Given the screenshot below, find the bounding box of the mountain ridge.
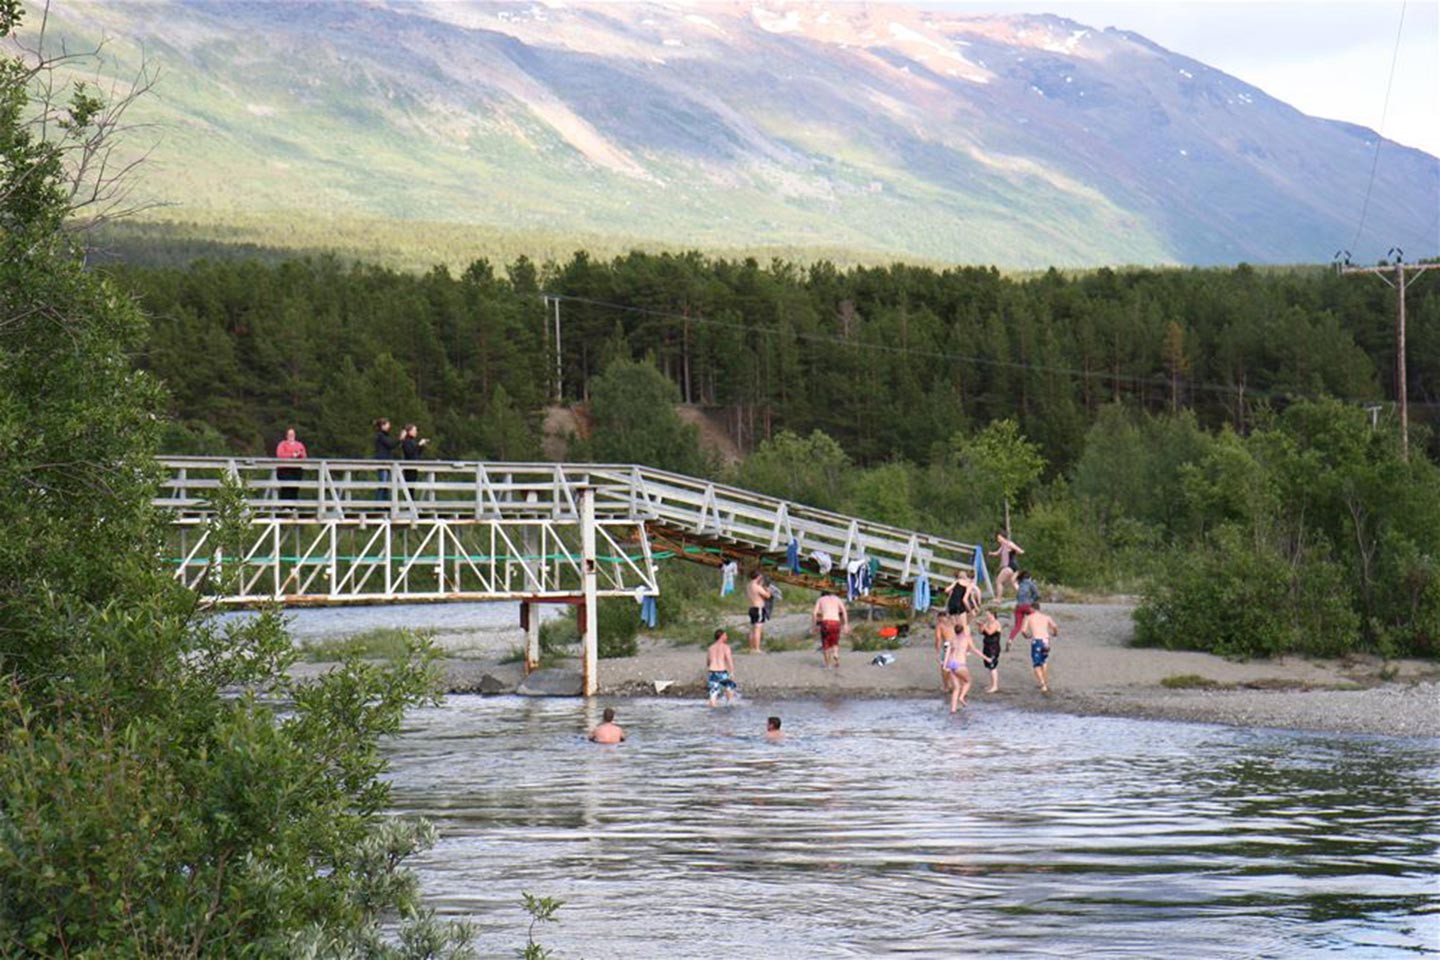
[36,0,1440,267]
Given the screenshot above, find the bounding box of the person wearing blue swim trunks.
[1022,602,1058,694]
[706,628,739,706]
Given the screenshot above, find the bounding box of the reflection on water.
[385,697,1440,958]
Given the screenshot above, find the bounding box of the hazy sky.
[941,1,1440,158]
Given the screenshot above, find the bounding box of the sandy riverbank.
[293,602,1440,738]
[585,603,1439,737]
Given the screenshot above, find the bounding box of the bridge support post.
[580,486,599,697]
[522,601,541,674]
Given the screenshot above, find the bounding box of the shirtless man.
[745,569,773,653]
[1022,602,1059,693]
[934,613,957,691]
[944,612,981,713]
[812,590,849,669]
[989,532,1025,599]
[765,716,784,741]
[706,628,739,706]
[589,707,625,744]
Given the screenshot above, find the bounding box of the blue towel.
[640,595,658,628]
[787,538,800,574]
[913,571,931,611]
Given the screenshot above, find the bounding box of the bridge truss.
[157,457,987,693]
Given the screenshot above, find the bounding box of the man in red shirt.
[276,427,307,501]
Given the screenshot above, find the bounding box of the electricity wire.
[542,291,1432,409]
[1349,0,1409,251]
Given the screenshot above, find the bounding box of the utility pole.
[1337,250,1440,460]
[542,295,563,404]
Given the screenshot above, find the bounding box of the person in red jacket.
[275,427,307,501]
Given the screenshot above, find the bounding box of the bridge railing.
[156,457,986,593]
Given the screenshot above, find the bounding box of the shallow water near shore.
[385,696,1439,958]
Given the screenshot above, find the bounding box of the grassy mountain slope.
[37,0,1440,268]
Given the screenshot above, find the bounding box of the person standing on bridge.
[812,590,848,669]
[400,423,428,492]
[373,418,399,501]
[275,426,307,501]
[745,569,772,653]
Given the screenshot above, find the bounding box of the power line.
[541,291,1425,409]
[1349,0,1408,251]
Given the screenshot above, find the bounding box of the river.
[384,696,1440,958]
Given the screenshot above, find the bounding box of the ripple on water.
[384,697,1440,959]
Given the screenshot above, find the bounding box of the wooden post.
[523,601,541,674]
[1396,261,1407,460]
[580,486,599,696]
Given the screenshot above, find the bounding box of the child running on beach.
[943,612,981,713]
[1022,602,1059,694]
[934,613,956,691]
[978,608,1004,693]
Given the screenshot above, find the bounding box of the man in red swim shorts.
[812,590,849,669]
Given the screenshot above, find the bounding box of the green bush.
[596,599,641,658]
[1013,488,1108,589]
[1134,527,1358,657]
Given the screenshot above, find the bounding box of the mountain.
[35,0,1440,267]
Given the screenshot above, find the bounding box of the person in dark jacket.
[374,418,399,500]
[400,423,428,489]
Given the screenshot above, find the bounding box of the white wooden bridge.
[157,457,986,693]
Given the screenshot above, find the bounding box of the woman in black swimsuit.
[978,609,1004,693]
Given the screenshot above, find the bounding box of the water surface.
[386,697,1440,958]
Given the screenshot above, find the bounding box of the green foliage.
[583,355,708,474]
[0,13,469,953]
[1013,490,1108,589]
[738,429,850,510]
[299,628,424,663]
[959,419,1045,526]
[847,461,919,528]
[1132,399,1435,658]
[536,602,639,659]
[596,599,641,659]
[1135,527,1358,658]
[520,892,563,960]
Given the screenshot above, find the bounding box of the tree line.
[112,251,1440,468]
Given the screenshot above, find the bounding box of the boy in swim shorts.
[706,628,739,706]
[1022,603,1058,694]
